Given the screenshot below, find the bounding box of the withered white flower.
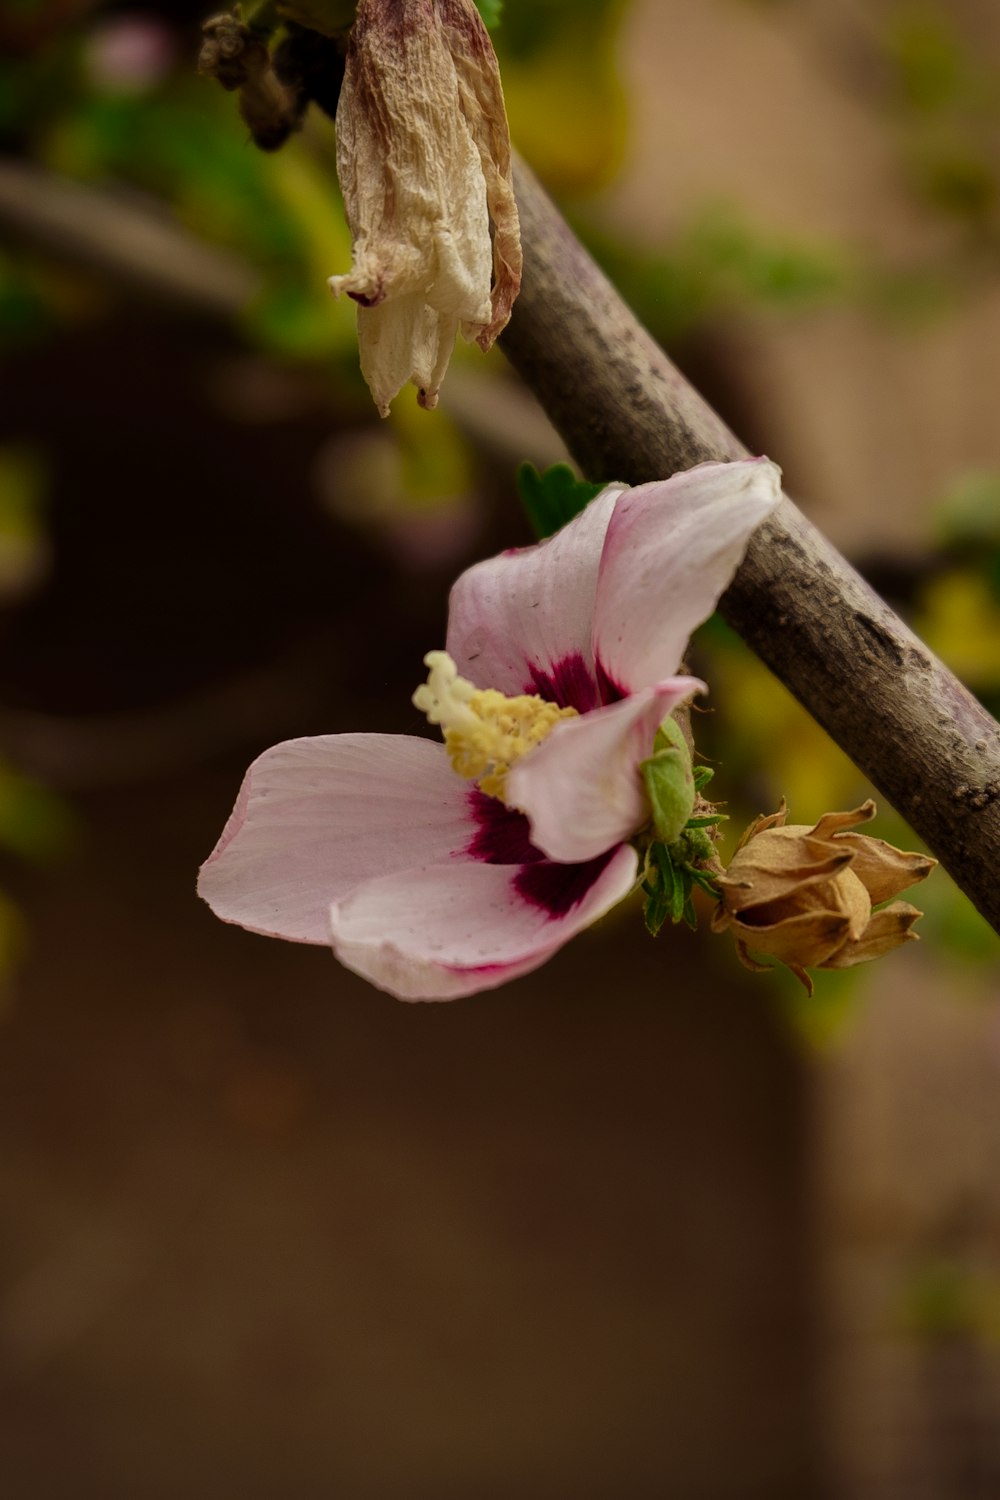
[330,0,522,415]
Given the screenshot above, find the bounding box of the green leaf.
[515,462,604,540]
[474,0,503,26]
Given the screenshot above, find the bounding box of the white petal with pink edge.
[445,484,624,705]
[505,678,703,863]
[197,733,475,944]
[593,458,782,693]
[328,845,639,1000]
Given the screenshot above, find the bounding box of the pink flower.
[198,458,781,1000]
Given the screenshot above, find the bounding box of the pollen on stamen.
[413,650,578,801]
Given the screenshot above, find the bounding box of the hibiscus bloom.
[198,458,781,999]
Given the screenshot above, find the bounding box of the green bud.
[672,826,715,866]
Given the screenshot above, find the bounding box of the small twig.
[0,158,259,318]
[501,155,1000,936]
[242,1,281,35]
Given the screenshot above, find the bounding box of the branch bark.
[501,156,1000,936]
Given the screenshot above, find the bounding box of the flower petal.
[198,734,475,944]
[717,828,855,911]
[593,458,782,693]
[348,296,461,418]
[820,902,923,968]
[833,833,937,904]
[441,0,522,347]
[505,678,703,863]
[328,843,639,1000]
[446,484,624,709]
[731,908,855,969]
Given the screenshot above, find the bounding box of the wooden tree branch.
[501,157,1000,936]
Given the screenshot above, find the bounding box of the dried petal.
[831,833,937,904]
[820,901,924,968]
[732,907,856,969]
[716,829,854,912]
[808,801,877,840]
[438,0,521,348]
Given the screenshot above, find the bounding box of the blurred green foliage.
[493,0,627,188]
[889,9,969,114]
[0,250,54,348]
[0,447,49,602]
[0,758,75,997]
[584,206,852,343]
[920,470,1000,707]
[886,4,1000,234]
[0,761,76,867]
[899,1256,1000,1344]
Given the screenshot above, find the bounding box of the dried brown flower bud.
[330,0,522,415]
[711,800,936,995]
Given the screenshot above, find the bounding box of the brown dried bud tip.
[330,0,523,416]
[200,10,307,151]
[710,800,936,996]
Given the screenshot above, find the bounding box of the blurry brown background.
[1,1,999,1496]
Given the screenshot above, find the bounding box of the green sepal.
[667,861,688,924]
[651,715,688,758]
[643,842,677,936]
[515,462,605,540]
[640,725,695,845]
[642,833,719,934]
[640,729,727,937]
[660,842,687,925]
[643,885,670,938]
[689,867,721,899]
